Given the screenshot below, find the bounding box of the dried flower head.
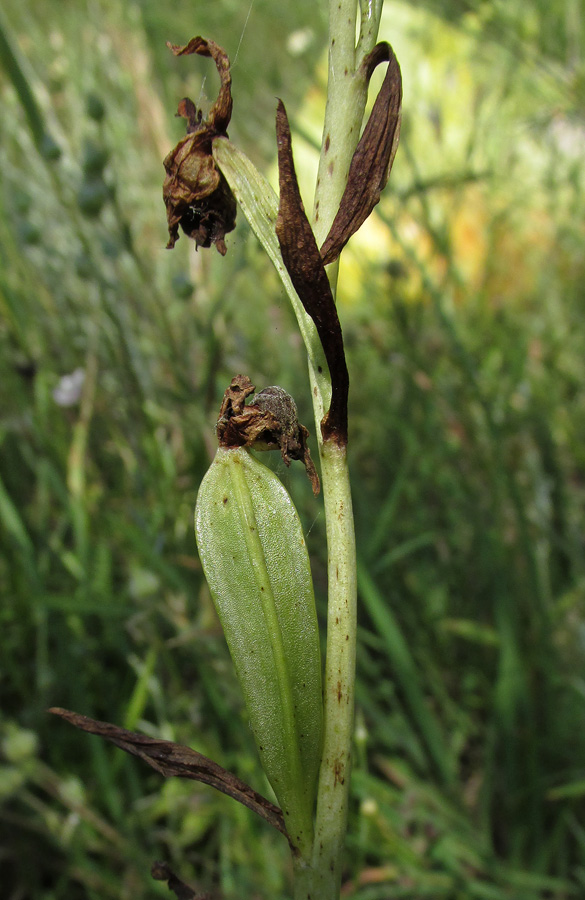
[163,37,237,255]
[216,375,320,495]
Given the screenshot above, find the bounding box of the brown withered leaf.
[49,708,289,844]
[167,37,232,133]
[320,42,402,266]
[216,375,320,494]
[163,37,236,254]
[275,103,349,445]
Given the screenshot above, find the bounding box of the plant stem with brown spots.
[302,0,385,896]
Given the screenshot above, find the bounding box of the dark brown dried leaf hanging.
[163,37,237,255]
[319,42,402,266]
[275,103,349,446]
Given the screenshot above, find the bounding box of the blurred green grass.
[1,0,584,898]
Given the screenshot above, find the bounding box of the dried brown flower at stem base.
[216,375,320,495]
[163,37,236,254]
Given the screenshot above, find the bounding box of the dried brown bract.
[320,42,402,266]
[163,37,236,254]
[216,375,320,495]
[275,103,349,446]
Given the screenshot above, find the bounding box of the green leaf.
[195,446,322,858]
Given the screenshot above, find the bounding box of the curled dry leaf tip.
[275,103,349,445]
[163,37,236,254]
[319,41,402,266]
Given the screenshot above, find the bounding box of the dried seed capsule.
[195,446,322,857]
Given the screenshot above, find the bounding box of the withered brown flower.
[163,37,237,255]
[216,375,320,495]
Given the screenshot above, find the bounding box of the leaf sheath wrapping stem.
[195,447,322,858]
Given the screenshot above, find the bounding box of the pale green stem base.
[309,441,357,899]
[293,857,329,900]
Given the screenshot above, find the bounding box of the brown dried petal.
[163,136,236,251]
[275,102,349,445]
[175,179,236,255]
[166,36,232,133]
[163,38,236,253]
[320,42,402,266]
[164,134,220,208]
[163,132,235,251]
[177,97,203,134]
[50,707,289,843]
[252,386,320,495]
[216,376,320,494]
[218,373,255,417]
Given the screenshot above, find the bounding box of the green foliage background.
[1,0,584,898]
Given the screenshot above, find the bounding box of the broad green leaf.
[195,446,322,858]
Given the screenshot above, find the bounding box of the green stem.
[312,0,382,247]
[313,4,358,242]
[309,442,357,899]
[296,1,384,896]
